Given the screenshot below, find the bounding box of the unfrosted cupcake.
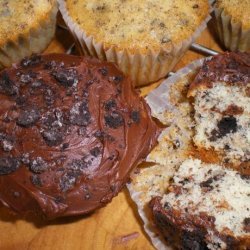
[0,0,58,69]
[214,0,250,52]
[59,0,211,86]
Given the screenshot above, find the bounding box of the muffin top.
[0,0,56,47]
[66,0,210,53]
[216,0,250,29]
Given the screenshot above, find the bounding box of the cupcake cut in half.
[0,0,58,69]
[59,0,211,86]
[128,52,250,250]
[0,54,159,219]
[150,158,250,250]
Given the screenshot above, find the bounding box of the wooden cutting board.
[0,18,223,250]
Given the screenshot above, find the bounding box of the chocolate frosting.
[188,52,250,97]
[0,54,159,219]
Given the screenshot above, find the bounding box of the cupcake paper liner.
[127,58,205,250]
[0,2,58,69]
[214,7,250,52]
[58,0,213,87]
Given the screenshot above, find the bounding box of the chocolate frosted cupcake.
[214,0,250,52]
[59,0,211,86]
[0,54,159,219]
[0,0,58,69]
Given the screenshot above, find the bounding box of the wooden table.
[0,16,223,250]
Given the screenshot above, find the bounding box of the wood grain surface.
[0,15,224,250]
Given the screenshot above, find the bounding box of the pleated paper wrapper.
[127,58,206,250]
[214,7,250,52]
[58,0,213,87]
[0,2,58,69]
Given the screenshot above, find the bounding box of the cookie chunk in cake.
[188,52,250,173]
[150,158,250,250]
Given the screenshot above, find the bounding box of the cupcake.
[58,0,211,86]
[128,52,250,249]
[0,53,159,219]
[214,0,250,52]
[0,0,58,69]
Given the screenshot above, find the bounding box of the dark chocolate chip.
[0,72,18,96]
[17,106,40,127]
[104,99,117,111]
[105,111,124,129]
[130,111,140,123]
[90,147,101,157]
[30,175,43,187]
[0,157,20,175]
[52,68,78,87]
[69,101,91,126]
[29,157,48,174]
[20,54,42,67]
[42,129,64,147]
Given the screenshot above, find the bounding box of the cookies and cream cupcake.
[0,53,159,219]
[214,0,250,52]
[0,0,58,69]
[128,52,250,249]
[59,0,212,86]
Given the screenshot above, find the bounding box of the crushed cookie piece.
[0,72,18,96]
[17,106,40,127]
[0,157,20,175]
[21,54,42,67]
[105,111,124,129]
[29,157,48,174]
[52,68,79,87]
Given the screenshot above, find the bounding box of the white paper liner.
[58,0,213,87]
[214,7,250,52]
[0,2,58,69]
[127,58,206,250]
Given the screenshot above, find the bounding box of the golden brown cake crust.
[0,0,56,47]
[65,0,210,53]
[216,0,250,30]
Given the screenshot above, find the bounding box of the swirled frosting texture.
[0,54,159,219]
